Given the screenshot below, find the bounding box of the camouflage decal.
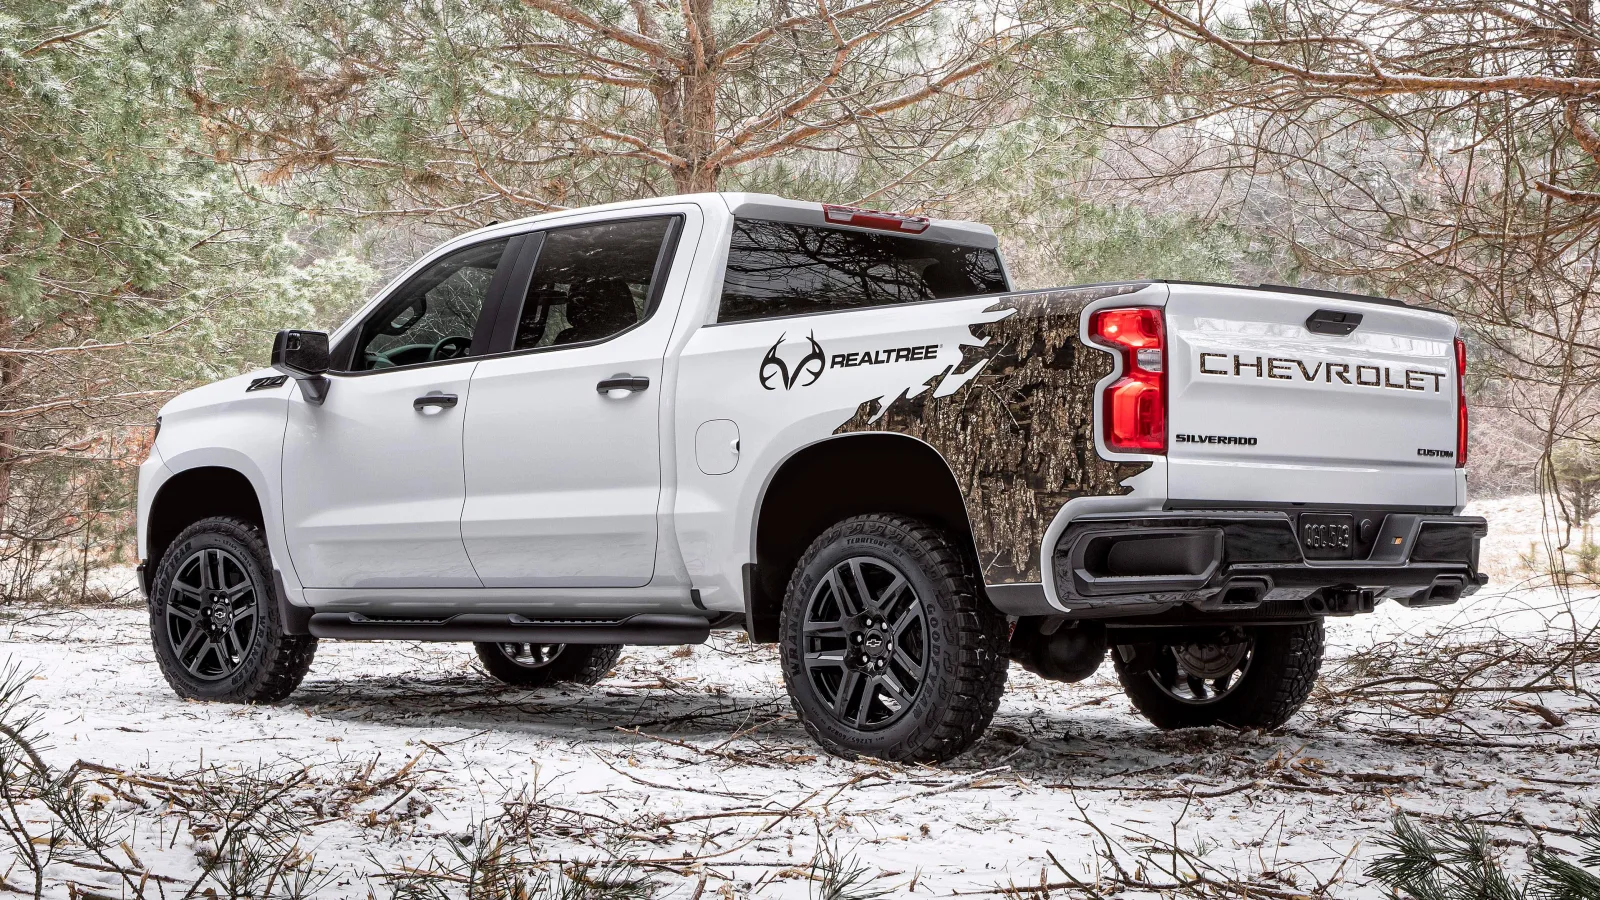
[834,284,1154,584]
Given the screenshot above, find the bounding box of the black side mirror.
[272,330,331,405]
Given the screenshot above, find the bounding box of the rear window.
[717,218,1007,323]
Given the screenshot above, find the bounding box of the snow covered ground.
[1,500,1597,898]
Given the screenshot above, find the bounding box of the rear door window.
[512,217,679,350]
[718,218,1008,323]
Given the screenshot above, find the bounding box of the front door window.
[352,238,510,371]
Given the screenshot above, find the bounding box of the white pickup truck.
[137,193,1485,762]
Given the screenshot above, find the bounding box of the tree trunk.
[658,0,720,193]
[0,190,21,533]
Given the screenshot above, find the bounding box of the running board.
[307,612,712,645]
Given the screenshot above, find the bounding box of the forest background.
[4,0,1596,601]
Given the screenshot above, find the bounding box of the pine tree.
[138,0,1095,224]
[1369,812,1600,900]
[0,0,364,593]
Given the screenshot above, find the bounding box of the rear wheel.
[1112,621,1324,730]
[779,514,1008,764]
[149,517,317,703]
[474,642,622,688]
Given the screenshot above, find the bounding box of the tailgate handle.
[1305,309,1363,336]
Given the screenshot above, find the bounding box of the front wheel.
[779,514,1008,764]
[149,517,317,703]
[474,642,622,688]
[1112,621,1324,730]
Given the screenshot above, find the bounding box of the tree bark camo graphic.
[834,285,1153,584]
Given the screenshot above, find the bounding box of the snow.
[1,498,1597,897]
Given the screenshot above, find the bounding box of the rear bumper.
[999,510,1484,619]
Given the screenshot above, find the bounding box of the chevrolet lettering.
[1197,352,1447,392]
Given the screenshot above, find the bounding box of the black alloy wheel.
[801,556,930,731]
[164,546,260,681]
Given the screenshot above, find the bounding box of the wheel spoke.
[222,628,245,667]
[171,576,205,604]
[199,550,218,590]
[184,639,219,676]
[826,566,863,617]
[174,625,206,665]
[854,677,878,727]
[1186,674,1209,699]
[804,618,848,637]
[806,648,847,666]
[891,647,921,676]
[848,560,874,614]
[877,669,913,708]
[833,669,862,719]
[874,574,908,616]
[167,605,201,624]
[890,606,921,641]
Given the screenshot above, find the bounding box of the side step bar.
[307,612,712,645]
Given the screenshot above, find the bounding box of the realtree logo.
[759,335,944,390]
[760,333,826,390]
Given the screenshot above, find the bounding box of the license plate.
[1300,513,1354,559]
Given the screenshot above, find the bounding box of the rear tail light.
[822,204,931,234]
[1091,307,1166,453]
[1455,337,1468,467]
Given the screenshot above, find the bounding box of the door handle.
[597,375,650,396]
[413,392,459,411]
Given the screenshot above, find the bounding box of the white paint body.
[137,193,1468,619]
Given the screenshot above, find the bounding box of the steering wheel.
[429,335,472,361]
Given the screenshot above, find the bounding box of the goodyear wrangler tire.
[474,642,623,688]
[149,516,317,703]
[1112,621,1324,731]
[779,514,1009,764]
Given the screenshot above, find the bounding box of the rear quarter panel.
[673,284,1160,610]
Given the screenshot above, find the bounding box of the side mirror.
[271,330,331,405]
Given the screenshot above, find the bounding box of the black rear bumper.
[1023,510,1485,620]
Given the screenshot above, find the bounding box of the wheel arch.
[145,466,266,590]
[746,432,979,642]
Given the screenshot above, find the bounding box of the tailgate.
[1164,284,1460,508]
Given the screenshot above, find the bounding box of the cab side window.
[512,217,677,351]
[352,239,510,371]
